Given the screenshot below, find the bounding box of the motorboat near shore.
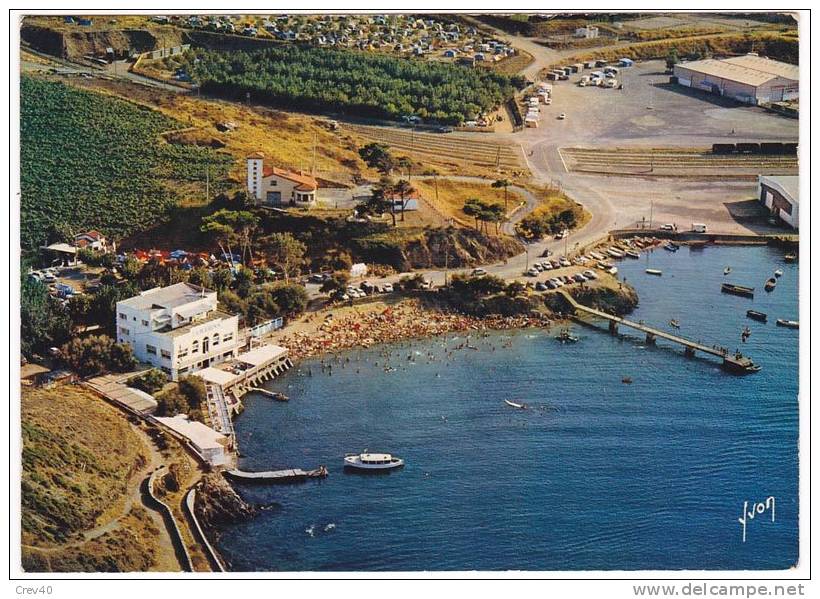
[784,253,797,263]
[746,310,768,323]
[724,267,732,276]
[663,242,680,252]
[645,268,662,276]
[764,277,777,292]
[344,452,404,471]
[776,319,799,329]
[721,283,754,298]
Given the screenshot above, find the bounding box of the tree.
[21,277,71,357]
[261,232,307,283]
[269,283,308,317]
[60,335,136,377]
[666,47,679,72]
[219,289,247,316]
[233,266,255,298]
[359,142,395,173]
[128,368,168,394]
[211,268,233,292]
[492,178,512,210]
[120,256,143,281]
[178,375,206,411]
[320,271,350,299]
[393,179,416,222]
[154,387,190,417]
[188,266,213,288]
[463,198,483,231]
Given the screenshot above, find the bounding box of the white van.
[692,223,708,233]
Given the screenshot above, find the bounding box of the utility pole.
[495,146,501,172]
[312,133,317,176]
[444,247,449,287]
[205,162,210,202]
[433,173,439,208]
[649,200,654,229]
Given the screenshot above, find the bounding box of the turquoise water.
[216,245,799,571]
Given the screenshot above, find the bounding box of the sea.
[215,245,799,571]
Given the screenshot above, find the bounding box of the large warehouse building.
[758,175,798,229]
[673,54,798,105]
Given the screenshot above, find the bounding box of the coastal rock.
[563,283,639,316]
[194,474,257,534]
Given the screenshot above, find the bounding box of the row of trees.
[185,46,521,124]
[463,198,506,235]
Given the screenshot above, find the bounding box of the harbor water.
[217,245,799,571]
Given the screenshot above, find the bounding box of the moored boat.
[344,452,405,471]
[645,268,662,276]
[669,319,680,329]
[625,250,640,259]
[746,310,768,323]
[774,269,783,277]
[721,283,754,298]
[776,319,799,329]
[607,248,625,259]
[556,329,579,343]
[663,243,679,252]
[784,253,797,262]
[764,277,777,292]
[724,267,732,275]
[504,399,527,409]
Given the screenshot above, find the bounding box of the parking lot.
[504,59,799,237]
[520,59,798,148]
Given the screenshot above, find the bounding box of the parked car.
[558,113,567,120]
[471,268,487,277]
[436,126,454,133]
[535,281,548,291]
[541,261,552,270]
[573,273,587,283]
[546,280,558,289]
[533,263,544,272]
[526,268,539,277]
[382,283,394,293]
[583,269,598,280]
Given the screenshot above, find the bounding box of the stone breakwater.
[277,300,553,362]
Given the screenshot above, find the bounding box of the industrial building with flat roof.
[673,54,798,105]
[758,175,799,229]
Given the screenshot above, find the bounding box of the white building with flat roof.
[116,282,240,380]
[154,414,231,466]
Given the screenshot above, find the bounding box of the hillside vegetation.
[20,76,234,248]
[21,385,164,572]
[185,45,522,124]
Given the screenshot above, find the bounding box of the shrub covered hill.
[184,45,523,124]
[20,75,234,249]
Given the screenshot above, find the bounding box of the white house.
[154,414,231,466]
[575,26,599,39]
[247,152,319,207]
[74,230,108,252]
[116,282,240,380]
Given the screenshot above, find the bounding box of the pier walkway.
[224,467,328,484]
[559,291,760,373]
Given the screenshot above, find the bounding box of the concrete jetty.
[560,291,761,373]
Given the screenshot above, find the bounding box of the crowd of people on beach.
[277,300,552,362]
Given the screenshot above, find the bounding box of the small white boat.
[505,399,527,409]
[344,452,404,471]
[607,248,625,259]
[646,268,662,276]
[776,319,799,329]
[774,269,783,277]
[724,267,732,276]
[625,250,640,259]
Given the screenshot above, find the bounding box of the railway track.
[560,147,798,176]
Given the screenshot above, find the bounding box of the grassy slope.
[20,75,234,248]
[411,179,524,227]
[20,385,160,572]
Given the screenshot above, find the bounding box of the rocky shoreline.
[276,298,555,362]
